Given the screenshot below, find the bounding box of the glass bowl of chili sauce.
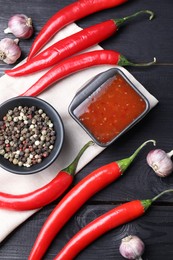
[69,67,150,147]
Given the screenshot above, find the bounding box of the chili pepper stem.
[62,141,94,176]
[117,140,156,173]
[152,189,173,202]
[118,55,156,67]
[141,189,173,211]
[114,10,154,28]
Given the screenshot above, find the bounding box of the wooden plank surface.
[0,0,173,259]
[1,204,173,259]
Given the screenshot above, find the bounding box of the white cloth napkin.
[0,23,158,243]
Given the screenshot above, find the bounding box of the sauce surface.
[75,73,146,144]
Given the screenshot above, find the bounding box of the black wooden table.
[0,0,173,259]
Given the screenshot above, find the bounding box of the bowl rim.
[0,96,64,174]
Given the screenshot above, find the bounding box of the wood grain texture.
[1,204,173,260]
[0,0,173,259]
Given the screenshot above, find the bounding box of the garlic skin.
[0,38,21,64]
[4,14,33,39]
[119,235,145,260]
[146,149,173,177]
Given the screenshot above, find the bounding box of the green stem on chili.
[54,189,173,260]
[0,141,93,211]
[28,0,128,60]
[118,55,156,67]
[20,50,156,97]
[63,141,94,175]
[6,10,154,77]
[114,9,154,27]
[117,139,156,173]
[28,140,155,260]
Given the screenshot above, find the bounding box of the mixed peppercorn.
[0,105,56,167]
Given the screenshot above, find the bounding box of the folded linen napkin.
[0,23,158,243]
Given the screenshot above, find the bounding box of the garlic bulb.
[0,38,21,64]
[4,14,33,39]
[146,149,173,177]
[119,235,145,260]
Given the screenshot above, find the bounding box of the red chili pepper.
[5,10,154,77]
[54,189,173,260]
[20,50,156,97]
[0,141,93,211]
[28,0,128,60]
[28,140,155,260]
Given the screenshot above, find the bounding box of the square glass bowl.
[69,67,150,147]
[0,96,64,174]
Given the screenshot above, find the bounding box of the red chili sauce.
[75,73,146,144]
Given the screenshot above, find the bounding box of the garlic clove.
[146,149,173,177]
[119,235,145,259]
[4,14,34,39]
[0,38,21,64]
